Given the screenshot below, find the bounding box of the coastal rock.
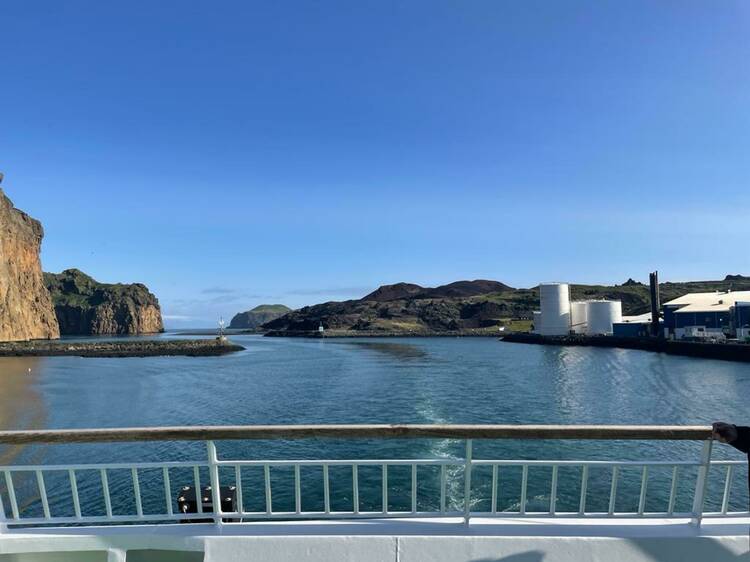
[0,186,60,342]
[44,269,164,335]
[229,304,291,329]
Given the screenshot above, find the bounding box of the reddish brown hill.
[361,283,425,302]
[0,186,59,341]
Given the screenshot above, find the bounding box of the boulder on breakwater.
[0,338,244,358]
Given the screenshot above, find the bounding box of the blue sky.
[1,1,748,327]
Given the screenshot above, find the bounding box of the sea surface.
[1,335,749,519]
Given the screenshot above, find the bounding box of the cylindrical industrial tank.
[539,283,570,335]
[570,301,589,334]
[586,301,623,335]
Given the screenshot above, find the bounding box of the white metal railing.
[0,425,748,529]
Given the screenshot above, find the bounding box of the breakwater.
[501,332,750,363]
[0,338,245,358]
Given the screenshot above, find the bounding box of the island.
[229,304,291,330]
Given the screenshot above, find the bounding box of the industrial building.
[662,291,750,341]
[612,313,653,338]
[532,278,750,343]
[533,283,622,336]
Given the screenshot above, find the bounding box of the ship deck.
[1,424,748,561]
[2,517,749,561]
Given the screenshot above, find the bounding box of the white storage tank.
[570,301,589,334]
[532,311,543,334]
[539,283,570,335]
[586,300,622,335]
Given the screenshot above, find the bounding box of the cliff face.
[0,188,60,341]
[44,269,164,335]
[229,304,291,329]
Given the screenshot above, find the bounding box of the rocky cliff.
[229,304,291,329]
[44,269,164,335]
[0,186,60,341]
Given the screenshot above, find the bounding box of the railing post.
[207,440,223,526]
[107,549,127,562]
[464,439,473,526]
[0,490,7,534]
[691,438,713,527]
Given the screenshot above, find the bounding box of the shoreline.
[501,332,750,363]
[0,338,245,358]
[264,329,504,338]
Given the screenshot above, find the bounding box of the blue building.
[612,322,649,338]
[737,302,750,340]
[612,313,653,338]
[662,291,750,340]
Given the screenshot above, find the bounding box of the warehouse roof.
[673,303,733,313]
[619,313,653,324]
[665,291,750,313]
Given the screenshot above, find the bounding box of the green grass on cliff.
[251,304,291,314]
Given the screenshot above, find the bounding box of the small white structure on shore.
[533,283,622,336]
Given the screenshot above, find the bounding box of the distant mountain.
[421,280,514,299]
[361,280,513,302]
[229,304,292,330]
[262,276,750,336]
[44,269,164,335]
[361,283,426,302]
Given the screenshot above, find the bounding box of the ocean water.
[1,335,748,519]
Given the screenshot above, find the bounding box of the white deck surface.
[2,518,749,561]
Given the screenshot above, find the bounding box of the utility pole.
[649,271,660,338]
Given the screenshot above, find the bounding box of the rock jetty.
[0,338,244,358]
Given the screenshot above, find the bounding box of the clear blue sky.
[1,1,748,327]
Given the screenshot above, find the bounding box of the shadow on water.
[0,357,47,464]
[0,357,49,515]
[333,341,428,360]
